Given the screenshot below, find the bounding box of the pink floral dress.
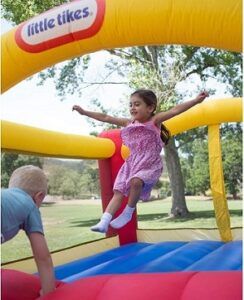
[113,120,164,201]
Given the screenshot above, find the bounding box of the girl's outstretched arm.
[153,91,209,126]
[72,105,130,127]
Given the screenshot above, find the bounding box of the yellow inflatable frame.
[1,0,242,242]
[2,0,241,92]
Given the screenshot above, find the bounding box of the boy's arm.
[72,105,130,127]
[153,91,209,126]
[28,232,56,296]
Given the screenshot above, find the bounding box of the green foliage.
[221,125,242,198]
[1,153,43,188]
[1,173,10,188]
[181,140,210,195]
[38,57,91,99]
[47,166,64,195]
[46,159,100,198]
[180,124,242,197]
[57,169,81,198]
[107,46,182,110]
[158,181,171,199]
[1,153,18,179]
[181,47,242,96]
[1,0,66,24]
[1,155,100,199]
[107,46,242,105]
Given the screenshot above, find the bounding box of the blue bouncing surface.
[53,240,242,283]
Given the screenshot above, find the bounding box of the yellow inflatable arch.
[2,0,241,92]
[1,0,242,242]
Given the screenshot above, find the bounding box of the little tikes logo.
[15,0,105,53]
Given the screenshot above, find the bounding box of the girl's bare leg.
[110,178,143,229]
[91,191,124,233]
[105,191,124,215]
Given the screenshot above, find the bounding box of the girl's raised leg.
[110,178,143,229]
[91,191,124,233]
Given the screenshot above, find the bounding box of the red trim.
[99,130,137,245]
[15,0,105,53]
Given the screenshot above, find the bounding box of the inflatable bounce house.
[1,0,242,299]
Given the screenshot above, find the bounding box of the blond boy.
[1,165,55,296]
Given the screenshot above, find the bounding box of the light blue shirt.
[1,188,44,243]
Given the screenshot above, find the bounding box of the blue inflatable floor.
[54,240,242,283]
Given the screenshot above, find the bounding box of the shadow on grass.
[41,202,56,207]
[69,219,101,228]
[68,210,242,228]
[137,213,169,221]
[138,209,242,223]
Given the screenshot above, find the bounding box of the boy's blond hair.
[8,165,48,197]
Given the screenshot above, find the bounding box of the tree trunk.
[164,137,189,217]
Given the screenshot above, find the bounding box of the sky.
[1,19,232,136]
[1,54,129,136]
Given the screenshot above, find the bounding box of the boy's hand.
[195,91,209,103]
[72,105,86,115]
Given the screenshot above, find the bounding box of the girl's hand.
[195,91,209,103]
[72,105,86,115]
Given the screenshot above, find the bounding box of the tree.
[47,165,65,196]
[58,170,80,199]
[221,125,242,199]
[181,140,210,196]
[1,153,43,187]
[1,153,18,187]
[47,160,100,198]
[180,124,242,198]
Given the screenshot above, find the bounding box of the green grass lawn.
[1,199,242,263]
[137,199,242,229]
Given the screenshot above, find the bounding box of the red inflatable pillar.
[98,130,137,245]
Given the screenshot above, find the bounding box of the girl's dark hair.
[131,89,171,145]
[131,89,157,111]
[160,123,171,145]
